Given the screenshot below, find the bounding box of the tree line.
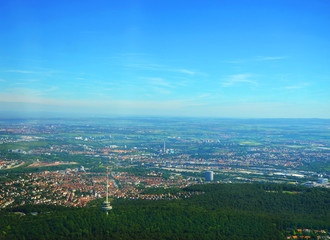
[0,183,329,240]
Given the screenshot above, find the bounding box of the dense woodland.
[0,183,329,240]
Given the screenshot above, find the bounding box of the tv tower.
[102,166,112,215]
[163,139,166,153]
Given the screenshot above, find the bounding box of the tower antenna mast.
[102,166,112,215]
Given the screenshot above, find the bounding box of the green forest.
[0,183,329,240]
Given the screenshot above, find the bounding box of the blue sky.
[0,0,329,118]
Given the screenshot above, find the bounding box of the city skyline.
[0,0,329,118]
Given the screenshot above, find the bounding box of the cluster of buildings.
[0,169,105,208]
[0,121,329,211]
[0,159,23,169]
[124,191,203,200]
[111,171,199,198]
[286,228,330,239]
[0,168,203,209]
[2,123,328,180]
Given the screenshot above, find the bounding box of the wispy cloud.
[45,86,58,92]
[151,86,172,95]
[125,63,197,76]
[222,74,258,87]
[140,77,174,95]
[142,76,194,93]
[197,93,212,99]
[224,59,244,64]
[125,63,164,71]
[5,69,58,76]
[1,86,58,100]
[178,69,195,75]
[17,79,39,82]
[0,93,189,112]
[13,79,40,85]
[285,86,303,90]
[284,83,310,90]
[255,56,287,61]
[5,87,44,97]
[144,77,172,87]
[225,56,288,64]
[6,70,36,74]
[175,79,190,87]
[119,52,149,58]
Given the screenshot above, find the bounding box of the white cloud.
[45,86,58,92]
[225,56,288,64]
[5,69,58,76]
[284,83,310,90]
[126,63,197,76]
[222,74,258,87]
[125,63,165,71]
[17,79,39,82]
[223,59,244,64]
[6,70,36,74]
[6,88,44,97]
[139,78,174,95]
[197,93,212,99]
[255,56,287,61]
[144,77,172,87]
[285,86,303,90]
[143,77,192,90]
[151,86,172,95]
[178,69,195,75]
[0,86,58,102]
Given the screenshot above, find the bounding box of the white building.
[317,178,328,184]
[205,171,214,181]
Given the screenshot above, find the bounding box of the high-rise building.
[205,171,214,181]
